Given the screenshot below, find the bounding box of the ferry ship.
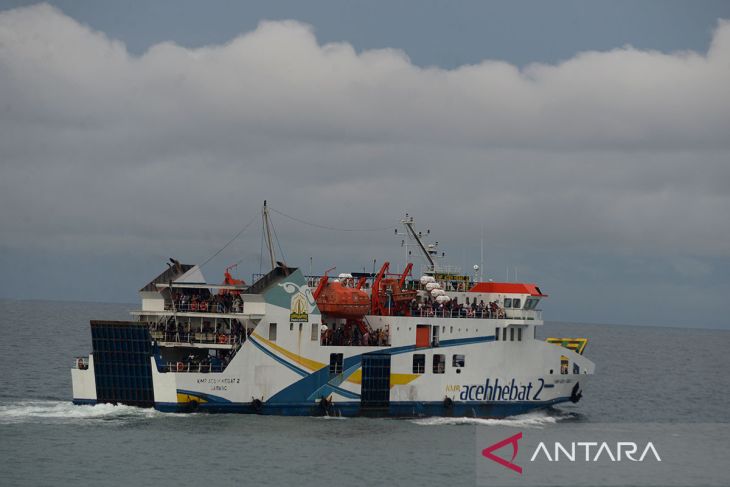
[71,205,595,417]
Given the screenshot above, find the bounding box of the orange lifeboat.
[315,280,370,318]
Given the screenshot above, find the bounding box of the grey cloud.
[0,4,728,326]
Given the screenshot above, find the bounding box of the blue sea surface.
[0,299,728,486]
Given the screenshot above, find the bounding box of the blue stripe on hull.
[153,397,571,417]
[72,398,97,405]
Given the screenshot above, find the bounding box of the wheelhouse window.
[269,323,277,341]
[329,353,343,376]
[413,354,425,374]
[513,298,521,309]
[452,354,465,368]
[504,298,513,308]
[433,354,445,374]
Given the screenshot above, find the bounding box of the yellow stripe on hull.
[390,373,419,386]
[251,333,419,388]
[252,332,326,371]
[177,393,208,404]
[546,337,588,355]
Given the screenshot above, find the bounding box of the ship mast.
[262,201,277,270]
[400,214,435,268]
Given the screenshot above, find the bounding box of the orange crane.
[371,262,416,316]
[371,262,391,316]
[398,263,413,288]
[219,264,245,295]
[313,267,336,301]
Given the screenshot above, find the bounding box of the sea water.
[0,299,728,486]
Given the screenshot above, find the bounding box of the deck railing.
[165,302,245,314]
[410,308,541,320]
[161,362,228,373]
[149,331,246,346]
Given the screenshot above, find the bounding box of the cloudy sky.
[1,1,729,329]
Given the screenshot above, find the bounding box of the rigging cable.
[269,212,287,266]
[268,206,392,232]
[259,216,265,274]
[199,214,258,268]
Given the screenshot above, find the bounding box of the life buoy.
[176,361,184,372]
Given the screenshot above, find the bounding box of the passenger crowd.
[165,349,236,373]
[320,323,390,347]
[150,320,250,345]
[410,296,506,319]
[168,292,244,313]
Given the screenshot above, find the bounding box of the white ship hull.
[72,267,595,418]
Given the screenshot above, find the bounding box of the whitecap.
[0,400,168,424]
[410,410,569,428]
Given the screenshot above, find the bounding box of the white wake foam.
[316,414,348,420]
[410,410,568,428]
[0,400,167,424]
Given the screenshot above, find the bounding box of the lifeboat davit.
[378,278,418,303]
[315,280,370,318]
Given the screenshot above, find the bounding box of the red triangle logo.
[481,432,523,474]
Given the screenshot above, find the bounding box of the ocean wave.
[0,400,167,424]
[410,409,571,428]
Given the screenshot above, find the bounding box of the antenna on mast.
[480,225,484,282]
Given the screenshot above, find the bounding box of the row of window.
[503,297,542,309]
[268,322,320,342]
[270,322,532,344]
[269,323,529,349]
[412,353,465,374]
[328,352,467,378]
[495,326,523,342]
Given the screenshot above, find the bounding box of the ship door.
[416,325,430,348]
[361,353,391,412]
